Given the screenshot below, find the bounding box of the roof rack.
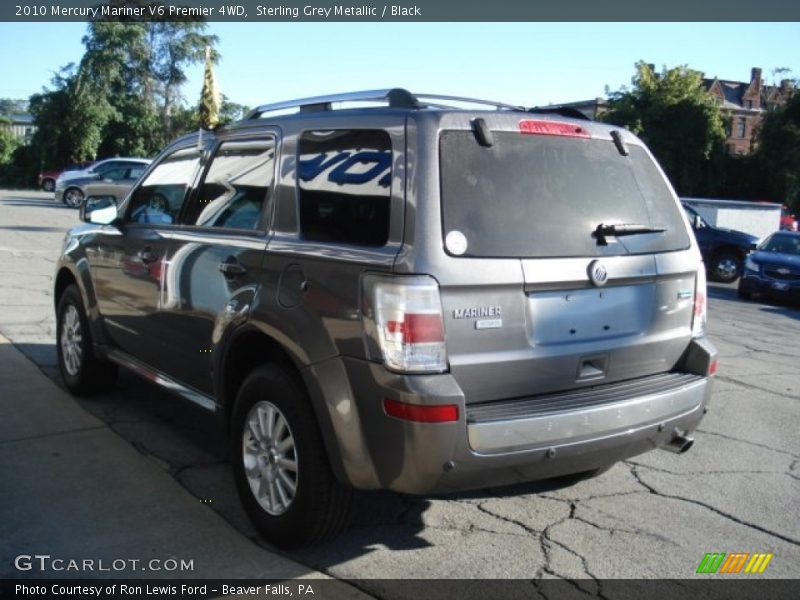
[246,88,526,119]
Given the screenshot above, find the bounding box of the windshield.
[760,234,800,255]
[439,131,690,258]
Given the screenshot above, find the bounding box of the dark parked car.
[682,202,760,283]
[738,231,800,303]
[54,89,717,548]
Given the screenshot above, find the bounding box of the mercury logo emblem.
[588,260,608,287]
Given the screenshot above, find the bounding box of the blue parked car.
[738,231,800,303]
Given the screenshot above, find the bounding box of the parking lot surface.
[1,190,798,588]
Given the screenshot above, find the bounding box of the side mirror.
[749,243,758,251]
[80,195,118,225]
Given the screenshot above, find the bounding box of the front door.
[88,145,205,372]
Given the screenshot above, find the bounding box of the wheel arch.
[711,244,747,261]
[54,263,108,349]
[217,326,350,485]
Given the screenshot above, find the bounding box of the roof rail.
[247,88,420,119]
[246,88,526,119]
[414,93,525,112]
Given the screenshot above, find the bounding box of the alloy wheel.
[60,304,82,376]
[242,400,298,516]
[64,188,84,208]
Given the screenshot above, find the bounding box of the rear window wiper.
[593,223,666,246]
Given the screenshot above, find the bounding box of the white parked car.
[55,157,151,187]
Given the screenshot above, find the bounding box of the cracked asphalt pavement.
[1,190,798,586]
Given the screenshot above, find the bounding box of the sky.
[0,22,798,110]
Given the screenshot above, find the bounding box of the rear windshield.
[439,131,690,258]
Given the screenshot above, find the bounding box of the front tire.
[710,251,741,283]
[56,284,118,395]
[63,187,84,208]
[231,364,353,548]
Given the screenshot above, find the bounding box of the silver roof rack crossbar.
[247,88,420,119]
[414,93,525,112]
[246,88,525,119]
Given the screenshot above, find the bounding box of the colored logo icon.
[696,552,773,574]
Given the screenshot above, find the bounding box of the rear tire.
[230,364,354,548]
[56,284,118,395]
[42,178,55,192]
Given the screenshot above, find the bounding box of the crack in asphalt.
[0,425,105,445]
[626,459,785,477]
[570,513,678,546]
[696,428,800,460]
[715,375,798,402]
[628,463,800,547]
[476,499,613,598]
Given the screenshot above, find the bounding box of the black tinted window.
[125,148,201,226]
[297,129,391,247]
[184,138,275,230]
[440,131,690,258]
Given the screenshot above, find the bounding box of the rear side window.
[183,138,275,230]
[125,148,202,226]
[297,129,391,247]
[439,131,690,258]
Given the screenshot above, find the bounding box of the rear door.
[156,135,278,395]
[436,120,697,403]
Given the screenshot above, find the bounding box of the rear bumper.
[303,338,716,495]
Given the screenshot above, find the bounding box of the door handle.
[219,257,247,277]
[139,247,157,264]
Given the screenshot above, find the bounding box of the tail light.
[362,275,448,373]
[692,266,707,338]
[519,119,590,138]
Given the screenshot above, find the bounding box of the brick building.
[553,67,795,155]
[703,68,794,155]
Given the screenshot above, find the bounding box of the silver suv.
[54,89,717,548]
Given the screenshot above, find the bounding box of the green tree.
[147,22,218,140]
[755,89,800,210]
[602,62,727,196]
[25,20,218,168]
[0,117,21,164]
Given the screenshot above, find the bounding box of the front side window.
[183,138,275,230]
[101,167,127,181]
[125,147,202,225]
[297,129,391,247]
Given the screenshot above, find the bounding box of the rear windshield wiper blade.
[593,223,666,246]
